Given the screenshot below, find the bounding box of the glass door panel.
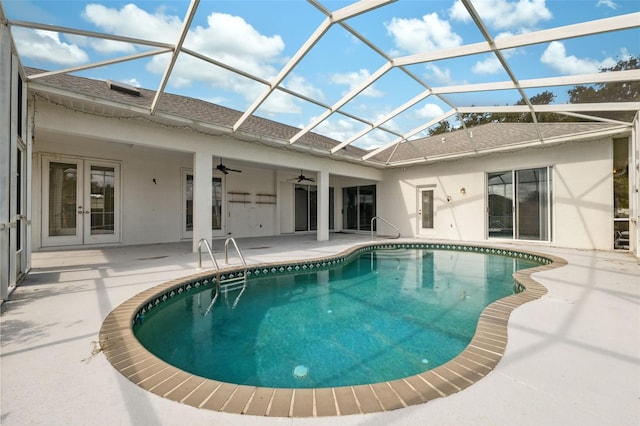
[294,185,308,231]
[89,166,115,235]
[516,167,548,240]
[43,159,82,246]
[358,185,376,231]
[420,189,434,230]
[488,171,513,238]
[83,161,120,244]
[343,187,358,230]
[184,172,224,238]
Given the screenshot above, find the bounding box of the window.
[420,189,434,229]
[488,167,552,241]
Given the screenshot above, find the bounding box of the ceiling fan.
[216,159,242,175]
[289,170,315,183]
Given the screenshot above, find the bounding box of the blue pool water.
[134,249,539,388]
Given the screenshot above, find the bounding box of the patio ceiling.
[2,0,639,167]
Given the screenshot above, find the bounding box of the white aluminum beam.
[362,109,457,161]
[458,103,640,114]
[330,89,432,153]
[290,61,393,144]
[431,69,640,95]
[150,0,199,115]
[232,17,332,132]
[27,48,173,81]
[394,12,640,68]
[233,0,394,133]
[8,20,174,50]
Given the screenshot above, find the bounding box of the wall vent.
[107,80,141,97]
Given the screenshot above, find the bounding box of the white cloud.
[314,116,362,143]
[82,3,182,43]
[282,74,325,100]
[12,28,89,65]
[597,0,618,9]
[450,0,552,31]
[128,78,141,88]
[330,69,383,98]
[261,92,302,115]
[424,63,455,85]
[386,13,462,55]
[540,41,617,74]
[415,103,445,120]
[472,55,503,74]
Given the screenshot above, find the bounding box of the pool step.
[220,276,247,293]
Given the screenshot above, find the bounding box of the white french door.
[42,156,120,247]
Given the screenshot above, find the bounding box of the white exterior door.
[42,156,120,247]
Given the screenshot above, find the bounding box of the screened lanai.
[1,0,639,299]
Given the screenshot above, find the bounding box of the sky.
[3,0,639,149]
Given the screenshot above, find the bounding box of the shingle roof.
[25,68,371,162]
[27,68,628,168]
[371,121,628,165]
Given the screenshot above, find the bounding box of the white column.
[192,150,212,252]
[316,169,329,241]
[0,20,12,299]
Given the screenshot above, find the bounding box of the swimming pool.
[134,248,539,388]
[99,242,564,417]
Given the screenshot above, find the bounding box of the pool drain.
[293,365,309,378]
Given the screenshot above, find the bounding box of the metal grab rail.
[198,237,248,315]
[224,237,247,267]
[198,238,220,270]
[198,238,221,316]
[371,216,401,240]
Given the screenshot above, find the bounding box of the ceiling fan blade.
[226,168,242,173]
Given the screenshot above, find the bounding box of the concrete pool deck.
[1,234,639,425]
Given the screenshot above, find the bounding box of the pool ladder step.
[198,237,248,313]
[220,277,247,293]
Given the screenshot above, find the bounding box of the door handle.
[84,211,90,214]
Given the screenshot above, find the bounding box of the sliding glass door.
[488,167,551,241]
[295,185,333,232]
[343,185,376,232]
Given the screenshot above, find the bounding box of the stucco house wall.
[378,138,613,250]
[30,101,383,249]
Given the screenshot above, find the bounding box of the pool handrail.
[224,237,247,267]
[371,216,401,240]
[197,238,220,270]
[198,238,221,315]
